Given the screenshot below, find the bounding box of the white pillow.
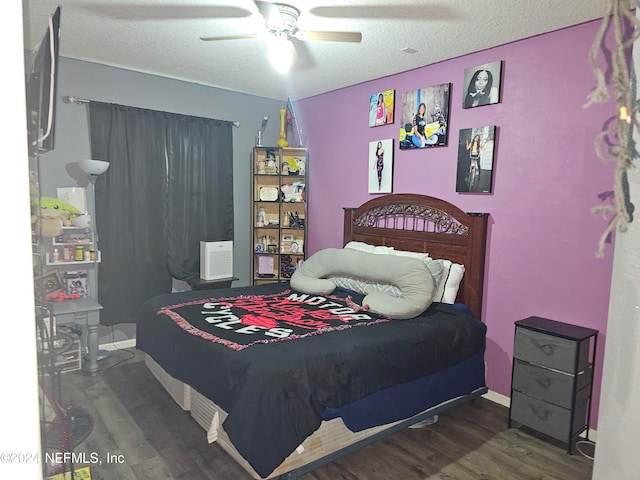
[384,248,431,261]
[432,259,465,304]
[344,241,395,254]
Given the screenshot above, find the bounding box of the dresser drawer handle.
[533,375,552,389]
[531,338,556,355]
[529,403,551,421]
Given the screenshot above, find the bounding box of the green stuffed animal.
[36,197,81,212]
[32,197,82,235]
[33,196,81,216]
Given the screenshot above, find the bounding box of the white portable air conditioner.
[200,241,233,280]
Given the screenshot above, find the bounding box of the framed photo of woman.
[398,84,450,149]
[368,89,395,127]
[462,61,503,108]
[456,125,497,193]
[368,138,394,194]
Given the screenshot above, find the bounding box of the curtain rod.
[62,95,241,127]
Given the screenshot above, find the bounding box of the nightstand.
[508,316,598,453]
[186,276,238,291]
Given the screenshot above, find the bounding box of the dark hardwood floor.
[43,348,594,480]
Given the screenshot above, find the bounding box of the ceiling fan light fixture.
[200,2,362,48]
[265,4,300,37]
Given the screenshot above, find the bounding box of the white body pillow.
[343,242,445,300]
[290,248,435,319]
[341,241,464,304]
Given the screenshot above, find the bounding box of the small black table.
[186,276,238,291]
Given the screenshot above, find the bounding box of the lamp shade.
[79,159,110,176]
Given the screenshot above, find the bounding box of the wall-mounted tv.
[26,6,61,156]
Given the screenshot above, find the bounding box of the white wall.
[0,2,42,478]
[592,9,640,476]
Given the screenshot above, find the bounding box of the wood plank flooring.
[44,348,593,480]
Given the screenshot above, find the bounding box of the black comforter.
[136,282,485,478]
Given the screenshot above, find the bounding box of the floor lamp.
[78,159,110,361]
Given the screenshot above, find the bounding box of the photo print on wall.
[368,138,394,194]
[456,125,496,193]
[369,89,395,127]
[399,83,450,149]
[462,60,503,108]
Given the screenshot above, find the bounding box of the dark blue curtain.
[88,102,234,326]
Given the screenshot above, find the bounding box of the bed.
[135,193,489,479]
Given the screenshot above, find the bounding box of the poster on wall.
[456,125,496,193]
[368,89,395,127]
[399,83,450,149]
[462,60,503,108]
[368,138,394,194]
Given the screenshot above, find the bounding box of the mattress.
[136,282,486,477]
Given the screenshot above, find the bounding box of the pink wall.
[298,20,617,426]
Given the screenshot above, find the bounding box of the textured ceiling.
[23,0,614,101]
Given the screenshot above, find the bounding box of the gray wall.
[34,55,283,345]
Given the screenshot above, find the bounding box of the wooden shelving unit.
[250,146,308,284]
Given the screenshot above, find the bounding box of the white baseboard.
[99,338,137,351]
[482,389,511,408]
[482,389,597,442]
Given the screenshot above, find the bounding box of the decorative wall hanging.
[368,138,394,193]
[456,126,496,193]
[462,60,503,109]
[285,97,305,147]
[399,83,450,149]
[584,0,636,257]
[369,89,395,127]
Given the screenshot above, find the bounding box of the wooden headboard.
[343,193,489,319]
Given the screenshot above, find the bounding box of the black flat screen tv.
[26,6,61,156]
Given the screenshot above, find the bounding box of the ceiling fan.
[200,1,363,44]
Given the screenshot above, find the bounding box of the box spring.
[144,353,403,479]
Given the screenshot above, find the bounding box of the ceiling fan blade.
[200,33,259,41]
[76,3,251,21]
[254,1,283,28]
[309,5,462,21]
[295,30,362,43]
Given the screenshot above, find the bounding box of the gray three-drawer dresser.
[509,316,598,453]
